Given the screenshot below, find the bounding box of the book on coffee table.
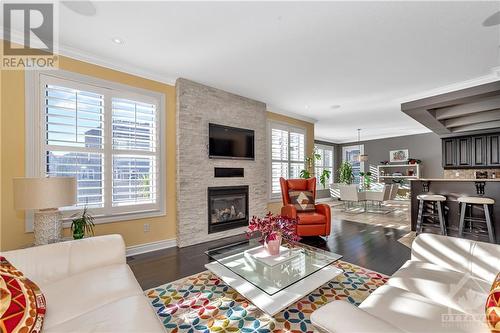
[244,246,301,267]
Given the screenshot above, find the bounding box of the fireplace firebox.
[208,185,249,234]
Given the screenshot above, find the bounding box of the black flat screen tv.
[209,123,255,160]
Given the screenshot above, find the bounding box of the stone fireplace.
[208,186,249,234]
[176,78,267,247]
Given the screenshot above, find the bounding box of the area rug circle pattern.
[146,261,388,332]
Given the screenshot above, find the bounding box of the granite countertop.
[411,178,500,182]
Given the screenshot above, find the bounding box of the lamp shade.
[13,177,77,210]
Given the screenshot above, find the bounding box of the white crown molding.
[267,105,317,124]
[2,27,177,85]
[126,238,177,257]
[331,129,433,145]
[57,43,177,85]
[314,136,341,144]
[399,67,500,103]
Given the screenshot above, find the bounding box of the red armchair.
[279,177,331,237]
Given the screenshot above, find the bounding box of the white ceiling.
[11,1,500,142]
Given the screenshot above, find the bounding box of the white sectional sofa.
[311,233,500,333]
[1,235,165,332]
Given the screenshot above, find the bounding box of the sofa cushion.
[44,295,164,333]
[40,264,144,329]
[360,285,489,333]
[388,260,491,315]
[486,272,500,332]
[311,299,405,333]
[0,256,46,333]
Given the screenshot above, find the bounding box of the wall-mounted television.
[209,123,255,160]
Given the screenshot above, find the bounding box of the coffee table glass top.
[205,240,342,295]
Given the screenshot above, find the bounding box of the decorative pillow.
[0,256,46,333]
[288,190,315,212]
[486,272,500,332]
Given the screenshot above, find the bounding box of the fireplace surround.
[176,78,267,247]
[208,185,249,234]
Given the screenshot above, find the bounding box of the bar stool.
[458,196,496,243]
[416,194,447,235]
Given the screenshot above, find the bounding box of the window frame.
[342,144,365,184]
[314,143,334,186]
[268,121,307,200]
[25,69,166,231]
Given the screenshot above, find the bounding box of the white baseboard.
[126,238,177,257]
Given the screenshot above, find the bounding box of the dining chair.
[339,184,365,213]
[365,184,392,213]
[389,184,399,201]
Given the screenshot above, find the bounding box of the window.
[269,122,305,198]
[28,71,165,223]
[314,144,334,186]
[342,145,364,184]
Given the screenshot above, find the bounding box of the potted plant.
[246,213,300,255]
[299,150,331,198]
[319,169,331,189]
[338,161,354,184]
[299,151,321,179]
[359,171,373,189]
[71,206,95,240]
[407,158,421,165]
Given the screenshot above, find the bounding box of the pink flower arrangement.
[246,212,300,245]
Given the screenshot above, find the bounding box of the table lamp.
[13,177,77,245]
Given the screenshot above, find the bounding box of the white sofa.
[311,233,500,333]
[1,235,165,332]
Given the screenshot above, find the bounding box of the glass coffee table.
[205,240,342,315]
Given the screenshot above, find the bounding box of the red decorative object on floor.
[280,177,332,237]
[0,256,46,333]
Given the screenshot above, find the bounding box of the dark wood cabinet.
[472,136,487,166]
[488,134,500,166]
[456,137,472,166]
[442,139,456,167]
[442,133,500,168]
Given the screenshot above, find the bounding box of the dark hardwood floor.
[127,219,411,290]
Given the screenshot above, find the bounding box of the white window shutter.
[40,74,163,218]
[270,123,306,196]
[43,83,105,208]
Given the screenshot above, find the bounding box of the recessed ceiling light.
[330,105,341,109]
[112,37,124,45]
[305,105,310,109]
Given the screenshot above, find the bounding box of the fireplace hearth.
[208,185,249,234]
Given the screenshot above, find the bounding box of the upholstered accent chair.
[279,177,331,237]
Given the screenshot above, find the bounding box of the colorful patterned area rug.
[146,260,388,332]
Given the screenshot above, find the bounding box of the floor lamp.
[13,177,77,245]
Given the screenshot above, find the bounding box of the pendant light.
[356,129,369,162]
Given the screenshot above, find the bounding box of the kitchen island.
[410,179,500,244]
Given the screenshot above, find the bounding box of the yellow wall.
[0,56,177,251]
[266,111,315,215]
[0,46,315,251]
